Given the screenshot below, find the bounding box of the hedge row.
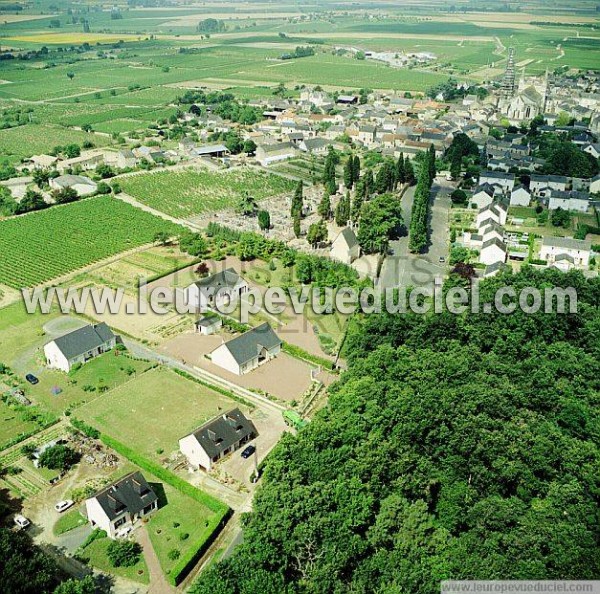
[99,433,231,585]
[99,434,227,514]
[168,507,232,586]
[282,341,335,371]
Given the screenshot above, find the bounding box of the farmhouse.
[185,268,249,312]
[540,237,591,270]
[210,323,282,376]
[56,150,105,174]
[85,471,158,539]
[49,174,98,197]
[44,323,117,373]
[179,408,258,471]
[331,227,360,265]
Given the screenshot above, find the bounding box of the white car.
[115,525,132,539]
[55,499,74,513]
[14,515,30,529]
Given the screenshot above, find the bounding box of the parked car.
[241,445,256,459]
[14,515,30,530]
[439,256,446,264]
[55,500,74,513]
[25,374,39,385]
[115,525,132,539]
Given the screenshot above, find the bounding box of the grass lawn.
[119,168,295,218]
[77,367,241,460]
[53,508,87,536]
[146,481,216,576]
[23,353,155,415]
[83,534,150,584]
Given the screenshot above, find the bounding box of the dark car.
[25,374,39,385]
[241,445,256,459]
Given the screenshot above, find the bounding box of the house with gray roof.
[540,237,591,270]
[85,471,157,538]
[331,227,360,264]
[185,267,249,312]
[210,323,281,375]
[44,323,117,373]
[179,408,258,470]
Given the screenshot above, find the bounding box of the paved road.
[379,176,452,291]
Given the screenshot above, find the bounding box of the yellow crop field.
[5,32,142,44]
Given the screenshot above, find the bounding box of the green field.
[119,168,295,218]
[0,124,111,161]
[0,196,183,288]
[77,367,243,459]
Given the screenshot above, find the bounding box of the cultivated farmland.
[0,196,182,288]
[119,167,295,218]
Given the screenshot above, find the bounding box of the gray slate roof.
[93,471,157,521]
[188,408,257,459]
[52,323,115,360]
[195,268,243,291]
[542,237,592,251]
[223,322,281,366]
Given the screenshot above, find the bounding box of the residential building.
[179,408,258,471]
[185,268,249,313]
[210,323,282,375]
[49,174,97,197]
[510,185,531,207]
[540,237,592,270]
[85,472,158,538]
[44,323,117,373]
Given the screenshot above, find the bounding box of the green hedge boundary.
[98,433,231,586]
[282,342,336,371]
[137,257,201,288]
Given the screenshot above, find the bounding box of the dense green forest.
[192,268,600,593]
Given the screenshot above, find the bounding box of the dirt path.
[136,526,176,594]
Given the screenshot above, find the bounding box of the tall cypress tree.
[352,155,361,184]
[291,181,303,218]
[343,157,354,189]
[428,144,437,183]
[396,152,405,185]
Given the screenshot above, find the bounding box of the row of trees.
[408,145,436,253]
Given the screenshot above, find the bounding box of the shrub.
[106,540,142,567]
[168,549,181,561]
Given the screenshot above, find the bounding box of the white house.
[179,408,258,471]
[49,174,97,197]
[185,268,249,313]
[510,185,531,207]
[44,323,117,373]
[476,202,508,227]
[548,191,590,213]
[471,184,496,210]
[540,237,591,269]
[255,142,297,166]
[480,237,507,266]
[195,314,222,336]
[529,174,568,197]
[331,227,360,265]
[85,472,158,539]
[590,174,600,195]
[478,171,515,193]
[210,323,282,376]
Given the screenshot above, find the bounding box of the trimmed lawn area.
[24,353,155,414]
[83,533,149,584]
[77,367,241,460]
[53,508,87,536]
[146,481,216,576]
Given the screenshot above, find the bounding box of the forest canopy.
[191,267,600,594]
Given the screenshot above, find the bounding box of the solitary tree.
[258,209,271,230]
[307,219,328,248]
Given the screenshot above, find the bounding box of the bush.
[70,418,100,439]
[106,540,142,567]
[38,444,78,471]
[168,549,181,561]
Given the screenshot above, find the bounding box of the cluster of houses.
[85,405,258,539]
[472,170,599,213]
